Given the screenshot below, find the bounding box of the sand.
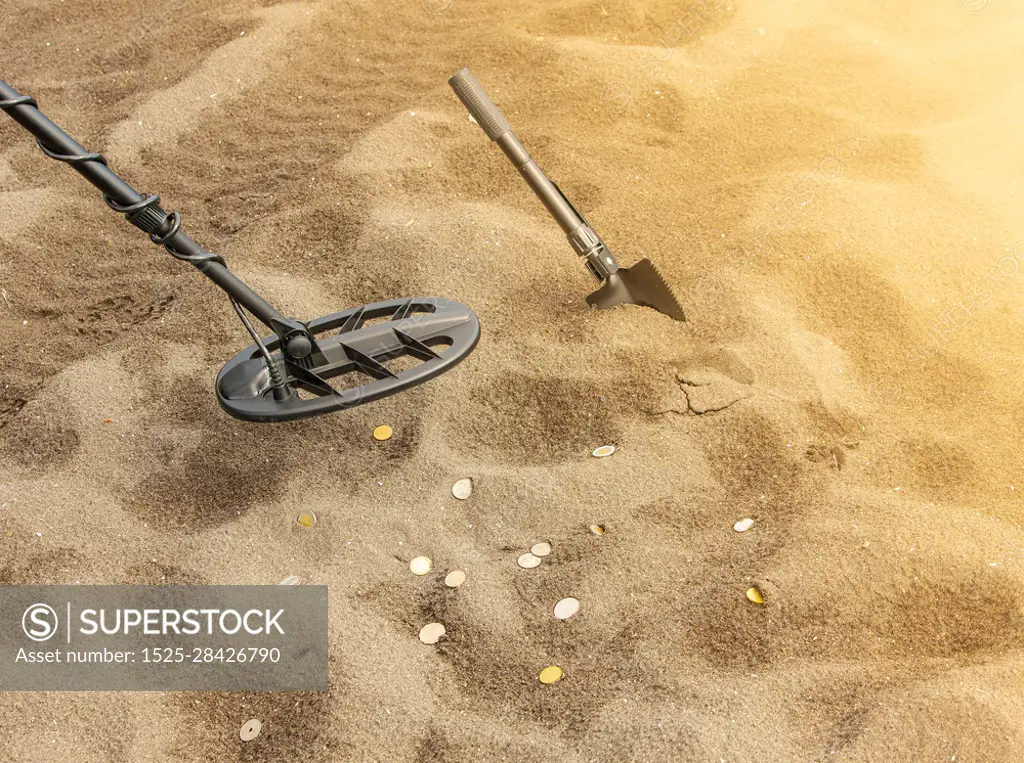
[1,0,1023,759]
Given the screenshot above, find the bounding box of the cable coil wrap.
[0,94,224,267]
[0,90,283,390]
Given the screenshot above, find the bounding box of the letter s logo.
[22,603,59,642]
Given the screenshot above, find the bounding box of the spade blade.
[586,259,686,321]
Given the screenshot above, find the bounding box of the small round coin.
[240,718,262,742]
[589,524,606,535]
[531,542,552,557]
[410,556,432,576]
[733,518,754,533]
[553,597,580,620]
[452,478,473,500]
[517,553,542,569]
[278,575,301,586]
[296,511,316,528]
[444,570,466,588]
[592,445,616,458]
[745,586,764,604]
[539,665,563,684]
[419,622,446,644]
[373,425,393,441]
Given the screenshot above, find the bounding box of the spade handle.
[448,68,620,279]
[449,69,582,235]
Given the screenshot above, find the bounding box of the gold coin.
[530,542,552,557]
[517,553,542,569]
[373,425,393,441]
[240,718,262,742]
[745,587,764,604]
[539,665,563,684]
[419,622,446,644]
[589,524,606,535]
[296,511,316,528]
[410,556,432,576]
[444,570,466,587]
[592,445,616,458]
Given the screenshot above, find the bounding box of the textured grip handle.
[448,68,511,141]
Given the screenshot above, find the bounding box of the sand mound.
[1,0,1022,759]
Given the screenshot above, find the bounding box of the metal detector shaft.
[0,80,289,332]
[448,68,621,281]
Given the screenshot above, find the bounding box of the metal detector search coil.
[217,297,479,422]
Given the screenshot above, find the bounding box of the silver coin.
[733,518,754,533]
[444,570,466,587]
[553,597,580,620]
[240,718,261,742]
[517,553,542,569]
[530,542,552,557]
[278,576,301,586]
[452,478,473,500]
[419,622,446,644]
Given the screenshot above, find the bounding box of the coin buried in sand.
[592,445,616,458]
[539,665,563,684]
[733,518,754,533]
[296,511,316,528]
[553,597,580,620]
[745,587,764,604]
[517,553,542,569]
[410,556,432,576]
[530,542,552,557]
[278,575,301,586]
[589,524,606,535]
[240,718,261,742]
[373,425,393,441]
[444,570,466,588]
[419,622,446,644]
[452,478,473,500]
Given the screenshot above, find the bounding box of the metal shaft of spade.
[448,68,620,283]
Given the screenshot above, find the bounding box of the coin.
[444,570,466,588]
[539,665,563,684]
[553,597,580,620]
[745,587,764,604]
[452,478,473,500]
[278,576,301,586]
[592,445,616,458]
[240,718,262,742]
[296,511,316,528]
[410,556,432,576]
[531,542,552,557]
[419,622,446,644]
[373,425,393,441]
[733,518,754,533]
[589,524,606,535]
[517,553,542,569]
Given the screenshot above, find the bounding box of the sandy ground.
[1,0,1023,759]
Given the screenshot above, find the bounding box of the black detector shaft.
[0,80,480,421]
[0,80,303,339]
